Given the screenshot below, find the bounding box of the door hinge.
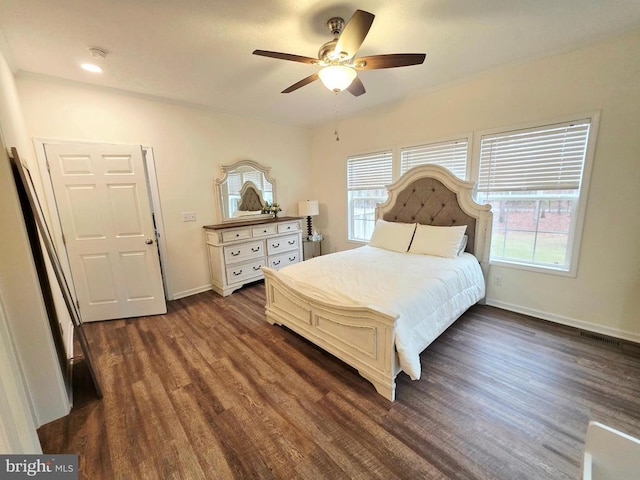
[62,233,66,245]
[76,299,80,311]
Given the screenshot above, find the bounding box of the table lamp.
[298,200,319,238]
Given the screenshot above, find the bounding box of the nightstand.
[302,237,323,260]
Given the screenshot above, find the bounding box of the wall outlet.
[181,211,196,222]
[493,274,503,287]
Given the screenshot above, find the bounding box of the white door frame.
[33,139,172,310]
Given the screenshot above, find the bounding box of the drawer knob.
[233,270,243,276]
[236,233,240,237]
[288,240,295,245]
[230,250,240,256]
[272,242,280,248]
[253,265,261,271]
[289,256,296,261]
[251,247,260,252]
[274,260,281,265]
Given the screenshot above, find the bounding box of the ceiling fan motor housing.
[320,17,346,63]
[318,39,340,63]
[327,17,344,36]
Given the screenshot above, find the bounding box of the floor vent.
[580,331,621,347]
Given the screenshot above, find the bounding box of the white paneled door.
[44,143,166,322]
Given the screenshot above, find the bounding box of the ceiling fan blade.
[282,73,319,93]
[253,50,318,65]
[347,76,366,97]
[334,10,375,59]
[354,53,426,70]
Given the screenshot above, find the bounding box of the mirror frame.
[214,159,277,223]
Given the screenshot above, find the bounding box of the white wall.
[16,77,311,299]
[309,29,640,341]
[0,289,41,453]
[0,47,69,434]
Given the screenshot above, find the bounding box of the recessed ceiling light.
[81,63,103,73]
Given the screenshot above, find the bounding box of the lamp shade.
[298,200,319,217]
[318,66,357,92]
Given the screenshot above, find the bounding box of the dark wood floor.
[38,282,640,479]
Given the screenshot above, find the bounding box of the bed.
[262,165,492,401]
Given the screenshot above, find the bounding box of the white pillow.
[369,220,416,253]
[458,234,468,256]
[409,224,468,258]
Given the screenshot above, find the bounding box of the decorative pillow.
[409,224,468,258]
[369,220,416,253]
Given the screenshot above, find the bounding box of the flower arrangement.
[262,201,281,217]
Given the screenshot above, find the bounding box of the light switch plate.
[182,211,196,222]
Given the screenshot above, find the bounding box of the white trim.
[486,298,640,344]
[568,112,599,276]
[142,146,172,300]
[172,284,212,300]
[488,259,578,278]
[473,111,600,140]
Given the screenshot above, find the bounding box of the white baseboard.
[170,285,212,301]
[486,298,640,345]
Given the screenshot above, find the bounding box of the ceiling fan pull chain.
[334,93,340,141]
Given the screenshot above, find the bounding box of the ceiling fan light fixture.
[318,65,357,92]
[81,63,103,73]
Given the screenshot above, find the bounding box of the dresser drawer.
[222,228,252,243]
[269,251,301,270]
[252,224,278,237]
[223,240,264,264]
[277,221,300,234]
[267,234,299,255]
[226,259,265,284]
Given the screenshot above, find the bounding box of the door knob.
[145,238,154,245]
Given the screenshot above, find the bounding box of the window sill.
[490,259,577,278]
[346,238,368,246]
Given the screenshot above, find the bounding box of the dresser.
[204,217,303,296]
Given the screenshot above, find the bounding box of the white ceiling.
[1,0,640,127]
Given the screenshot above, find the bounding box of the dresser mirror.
[214,160,276,223]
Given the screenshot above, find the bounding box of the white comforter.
[277,245,485,380]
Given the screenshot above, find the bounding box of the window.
[476,118,594,273]
[347,150,392,242]
[400,137,469,179]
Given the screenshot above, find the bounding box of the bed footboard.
[262,267,401,401]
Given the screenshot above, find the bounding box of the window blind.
[347,150,393,190]
[243,171,263,189]
[477,120,590,192]
[400,138,468,179]
[227,173,243,194]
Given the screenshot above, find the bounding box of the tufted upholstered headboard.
[376,165,492,266]
[237,181,265,212]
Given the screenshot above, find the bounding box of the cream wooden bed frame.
[262,165,492,401]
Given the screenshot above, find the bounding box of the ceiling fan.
[253,9,426,97]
